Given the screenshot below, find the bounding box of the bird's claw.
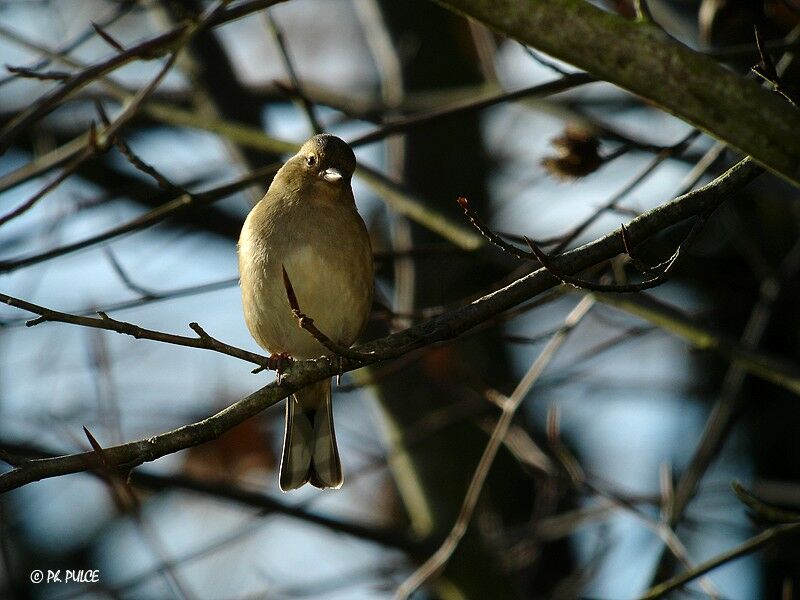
[268,352,294,383]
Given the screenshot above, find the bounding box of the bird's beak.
[321,167,343,182]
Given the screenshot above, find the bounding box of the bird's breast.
[239,200,373,359]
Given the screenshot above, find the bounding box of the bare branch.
[436,0,800,187]
[456,196,535,260]
[281,265,376,361]
[91,21,126,53]
[0,160,281,274]
[0,0,289,153]
[752,26,800,107]
[639,521,800,600]
[0,156,778,494]
[264,11,323,134]
[0,1,133,89]
[394,297,595,599]
[0,292,271,369]
[350,73,596,147]
[731,481,800,524]
[4,64,70,81]
[0,150,87,227]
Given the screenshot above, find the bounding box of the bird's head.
[296,134,356,187]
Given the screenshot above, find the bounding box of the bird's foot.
[267,352,294,383]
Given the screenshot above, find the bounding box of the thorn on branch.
[280,265,373,362]
[83,426,138,513]
[621,222,635,257]
[83,426,109,466]
[621,222,652,273]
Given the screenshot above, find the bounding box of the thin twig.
[731,481,800,524]
[349,73,596,147]
[0,150,88,227]
[0,0,133,88]
[0,73,594,269]
[0,160,281,274]
[0,4,217,228]
[638,522,800,600]
[81,427,195,599]
[457,184,711,293]
[0,440,420,553]
[588,290,800,396]
[91,21,125,53]
[264,11,323,134]
[664,235,800,526]
[281,266,375,361]
[0,276,238,329]
[394,297,594,599]
[523,209,712,293]
[0,292,271,369]
[0,0,289,153]
[546,130,700,253]
[95,100,186,194]
[752,26,800,107]
[547,412,720,598]
[4,65,71,81]
[456,196,535,259]
[103,248,161,300]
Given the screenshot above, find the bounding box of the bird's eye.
[306,155,317,167]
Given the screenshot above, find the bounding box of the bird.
[238,134,373,491]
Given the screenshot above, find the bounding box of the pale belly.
[239,209,373,359]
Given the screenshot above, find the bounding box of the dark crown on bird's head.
[299,134,356,178]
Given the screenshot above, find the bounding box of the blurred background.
[1,0,799,598]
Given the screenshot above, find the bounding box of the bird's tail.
[279,379,343,491]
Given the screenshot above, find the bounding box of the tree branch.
[638,521,800,600]
[0,157,773,494]
[0,440,423,552]
[0,292,270,370]
[435,0,800,187]
[0,0,289,153]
